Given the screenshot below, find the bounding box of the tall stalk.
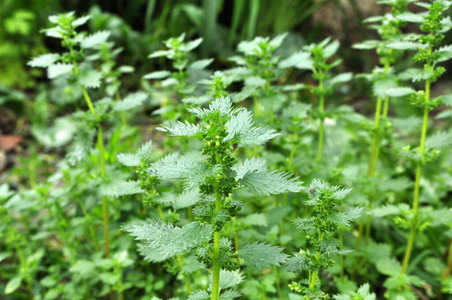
[317,76,325,161]
[401,78,430,273]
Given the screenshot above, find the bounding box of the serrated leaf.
[80,31,111,48]
[234,157,303,195]
[171,189,201,210]
[285,252,313,274]
[221,289,241,299]
[115,181,144,196]
[405,68,431,82]
[113,92,148,111]
[117,153,140,166]
[386,87,416,97]
[143,70,171,80]
[328,207,363,226]
[127,220,213,261]
[28,53,60,68]
[72,15,91,27]
[47,63,73,79]
[182,38,203,52]
[157,121,202,137]
[330,72,353,86]
[224,109,279,145]
[216,269,244,290]
[78,69,102,88]
[238,242,287,271]
[188,290,210,300]
[190,58,214,70]
[136,141,153,161]
[426,131,452,149]
[187,96,236,119]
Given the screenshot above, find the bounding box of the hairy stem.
[211,183,222,300]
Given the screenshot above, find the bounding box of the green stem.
[274,266,282,299]
[317,78,324,161]
[177,255,193,294]
[401,78,430,274]
[309,252,321,290]
[211,187,222,300]
[77,198,99,250]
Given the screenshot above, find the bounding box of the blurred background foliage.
[0,0,373,90]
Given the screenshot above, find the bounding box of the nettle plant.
[385,0,452,273]
[229,33,292,123]
[126,97,304,299]
[352,0,410,252]
[144,33,214,117]
[285,180,362,299]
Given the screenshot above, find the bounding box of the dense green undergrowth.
[1,0,452,299]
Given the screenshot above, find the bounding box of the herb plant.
[126,96,304,299]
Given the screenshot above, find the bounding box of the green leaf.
[217,269,244,290]
[149,50,172,58]
[238,242,287,271]
[72,15,91,27]
[157,121,202,137]
[220,289,241,299]
[244,76,266,87]
[117,153,140,166]
[78,69,102,88]
[172,189,201,210]
[113,92,148,111]
[282,83,308,92]
[269,33,288,49]
[426,131,452,149]
[143,71,171,80]
[278,51,311,69]
[386,87,416,97]
[329,72,353,86]
[66,127,94,166]
[128,220,213,261]
[5,276,22,294]
[387,41,426,50]
[242,213,267,227]
[188,291,210,300]
[352,40,379,50]
[182,38,203,52]
[441,94,452,106]
[28,53,60,68]
[115,180,144,196]
[323,40,340,59]
[47,63,73,79]
[188,97,237,119]
[190,58,214,70]
[405,68,431,82]
[234,157,304,195]
[396,12,424,23]
[376,257,401,276]
[285,252,313,274]
[328,207,363,226]
[224,109,279,145]
[80,31,111,48]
